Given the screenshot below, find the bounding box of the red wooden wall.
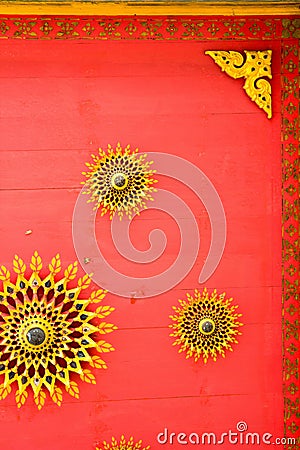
[0,17,285,449]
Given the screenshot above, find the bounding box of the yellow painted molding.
[0,1,299,16]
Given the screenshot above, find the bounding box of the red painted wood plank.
[0,321,283,448]
[0,324,282,402]
[0,393,284,450]
[0,188,280,287]
[0,40,282,79]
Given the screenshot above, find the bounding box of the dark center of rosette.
[201,320,214,333]
[115,174,126,187]
[26,327,46,346]
[111,172,128,190]
[199,318,215,335]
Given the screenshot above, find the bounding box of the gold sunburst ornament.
[82,143,157,219]
[96,436,150,450]
[169,288,243,363]
[0,252,117,409]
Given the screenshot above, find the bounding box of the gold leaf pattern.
[64,262,78,281]
[89,289,108,303]
[30,250,43,272]
[96,306,115,319]
[34,389,46,410]
[48,254,61,275]
[16,389,28,408]
[51,386,63,407]
[98,322,118,335]
[90,356,108,370]
[97,341,115,353]
[0,384,11,401]
[0,266,10,282]
[12,255,26,275]
[78,273,92,290]
[97,435,150,450]
[66,381,80,399]
[80,369,96,385]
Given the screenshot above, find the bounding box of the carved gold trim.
[0,1,299,16]
[206,50,272,118]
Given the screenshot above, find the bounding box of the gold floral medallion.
[82,143,157,219]
[170,288,243,363]
[0,252,116,409]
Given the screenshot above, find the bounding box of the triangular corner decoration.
[205,50,272,119]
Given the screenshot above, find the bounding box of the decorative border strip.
[0,14,299,448]
[1,17,299,41]
[281,34,300,447]
[0,16,284,40]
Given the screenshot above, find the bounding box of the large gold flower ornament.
[96,435,150,450]
[82,143,157,219]
[0,252,116,409]
[170,288,243,363]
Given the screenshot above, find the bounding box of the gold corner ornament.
[205,50,272,118]
[0,252,117,409]
[169,288,243,363]
[96,435,150,450]
[82,143,157,220]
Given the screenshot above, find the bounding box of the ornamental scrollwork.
[206,50,272,118]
